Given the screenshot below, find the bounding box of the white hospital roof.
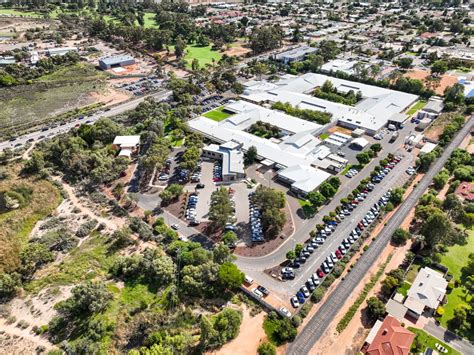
[242,73,418,132]
[278,164,331,194]
[221,101,322,134]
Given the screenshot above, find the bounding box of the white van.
[244,275,254,285]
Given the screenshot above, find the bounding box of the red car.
[358,222,365,230]
[335,250,342,259]
[317,268,325,278]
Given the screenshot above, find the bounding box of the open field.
[408,327,461,355]
[0,164,61,274]
[0,9,43,17]
[183,45,222,68]
[203,106,232,121]
[404,70,458,96]
[0,63,108,137]
[439,227,474,340]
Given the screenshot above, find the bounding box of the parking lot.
[115,76,163,96]
[186,161,250,229]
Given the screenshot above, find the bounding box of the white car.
[300,286,310,298]
[252,288,263,298]
[171,224,180,230]
[291,296,300,308]
[279,307,292,318]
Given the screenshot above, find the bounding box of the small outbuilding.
[350,137,369,150]
[113,135,141,158]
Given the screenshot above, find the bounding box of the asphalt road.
[424,320,474,354]
[0,90,172,151]
[287,117,473,355]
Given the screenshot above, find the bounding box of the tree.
[356,152,371,165]
[199,315,217,350]
[420,210,452,249]
[328,177,341,190]
[286,250,296,261]
[58,282,113,316]
[391,228,410,246]
[295,243,303,255]
[245,145,258,165]
[307,190,326,207]
[218,262,244,290]
[208,187,234,229]
[112,183,125,200]
[253,186,286,238]
[160,183,184,205]
[311,286,325,303]
[0,272,20,300]
[258,342,276,355]
[175,36,187,59]
[389,187,405,206]
[370,143,382,155]
[23,151,45,174]
[449,305,469,331]
[431,60,448,75]
[398,57,413,69]
[319,182,336,199]
[20,243,54,277]
[444,83,465,106]
[222,231,238,246]
[366,297,386,321]
[381,276,400,297]
[433,169,450,190]
[109,227,133,250]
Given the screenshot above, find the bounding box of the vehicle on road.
[171,224,180,230]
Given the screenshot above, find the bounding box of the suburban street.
[424,321,474,354]
[0,90,172,151]
[287,117,473,355]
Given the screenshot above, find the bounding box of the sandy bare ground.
[54,177,124,232]
[0,286,72,354]
[404,70,458,96]
[89,86,131,107]
[209,306,266,355]
[224,45,251,57]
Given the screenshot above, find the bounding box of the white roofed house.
[112,135,141,158]
[403,267,448,318]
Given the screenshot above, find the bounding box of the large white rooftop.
[242,73,418,133]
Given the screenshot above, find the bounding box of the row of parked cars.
[372,155,402,183]
[288,156,403,308]
[345,167,360,178]
[249,192,264,243]
[213,162,222,182]
[185,193,200,226]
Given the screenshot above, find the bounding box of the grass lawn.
[408,327,461,355]
[405,263,421,283]
[319,133,330,140]
[405,51,418,56]
[202,106,233,122]
[406,100,427,115]
[397,281,412,297]
[184,45,222,68]
[340,164,353,175]
[438,227,474,340]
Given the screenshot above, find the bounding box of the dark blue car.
[296,292,306,303]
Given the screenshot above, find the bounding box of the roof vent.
[382,329,388,336]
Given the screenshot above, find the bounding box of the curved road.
[287,117,473,355]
